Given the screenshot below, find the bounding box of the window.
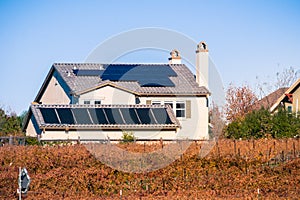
[164,101,173,108]
[287,106,292,113]
[152,101,161,105]
[176,102,185,117]
[94,100,101,105]
[150,100,189,118]
[84,100,90,105]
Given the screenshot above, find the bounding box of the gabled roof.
[37,63,209,99]
[30,104,180,130]
[270,79,300,112]
[253,87,289,111]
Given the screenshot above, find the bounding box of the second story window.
[84,100,90,105]
[95,100,101,105]
[152,101,161,105]
[176,102,185,118]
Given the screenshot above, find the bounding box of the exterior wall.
[25,115,42,136]
[292,87,300,113]
[196,51,209,88]
[140,96,209,139]
[39,129,176,140]
[39,72,70,104]
[25,119,37,137]
[275,86,300,114]
[79,86,135,105]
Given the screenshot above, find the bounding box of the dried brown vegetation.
[0,139,299,199]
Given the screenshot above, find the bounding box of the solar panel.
[119,108,140,124]
[151,108,172,124]
[73,69,104,76]
[56,108,75,124]
[104,108,125,124]
[88,108,109,124]
[40,108,59,124]
[135,108,156,124]
[38,106,176,126]
[100,64,177,87]
[72,108,92,124]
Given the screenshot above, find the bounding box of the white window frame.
[164,101,173,109]
[151,100,186,119]
[175,101,186,118]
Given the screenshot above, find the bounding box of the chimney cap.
[169,49,181,59]
[196,41,208,53]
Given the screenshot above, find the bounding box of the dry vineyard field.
[0,139,299,199]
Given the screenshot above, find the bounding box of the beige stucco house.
[23,42,211,141]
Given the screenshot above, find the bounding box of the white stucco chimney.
[196,41,209,88]
[168,49,181,64]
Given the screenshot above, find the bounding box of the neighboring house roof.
[35,63,210,102]
[270,79,300,112]
[30,104,180,130]
[253,87,288,111]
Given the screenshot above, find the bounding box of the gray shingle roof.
[53,63,209,96]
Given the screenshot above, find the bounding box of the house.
[269,79,300,113]
[254,79,300,114]
[253,87,288,111]
[23,42,211,141]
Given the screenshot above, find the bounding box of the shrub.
[121,131,136,143]
[224,108,300,139]
[25,137,40,145]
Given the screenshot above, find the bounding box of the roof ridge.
[53,63,175,65]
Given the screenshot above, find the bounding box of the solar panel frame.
[88,108,109,124]
[56,108,75,124]
[119,108,141,124]
[104,108,125,124]
[135,108,156,124]
[151,108,172,124]
[40,108,60,124]
[72,108,93,124]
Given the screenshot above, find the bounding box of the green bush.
[121,131,136,143]
[25,137,40,145]
[224,108,300,139]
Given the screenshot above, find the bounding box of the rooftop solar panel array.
[39,107,174,126]
[73,64,177,87]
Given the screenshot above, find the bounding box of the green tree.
[224,108,299,139]
[0,108,23,136]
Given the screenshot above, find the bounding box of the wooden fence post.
[234,140,237,156]
[293,141,296,158]
[9,135,13,145]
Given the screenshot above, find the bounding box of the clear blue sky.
[0,0,300,114]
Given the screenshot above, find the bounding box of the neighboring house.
[253,87,288,111]
[254,79,300,114]
[270,79,300,113]
[23,42,211,140]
